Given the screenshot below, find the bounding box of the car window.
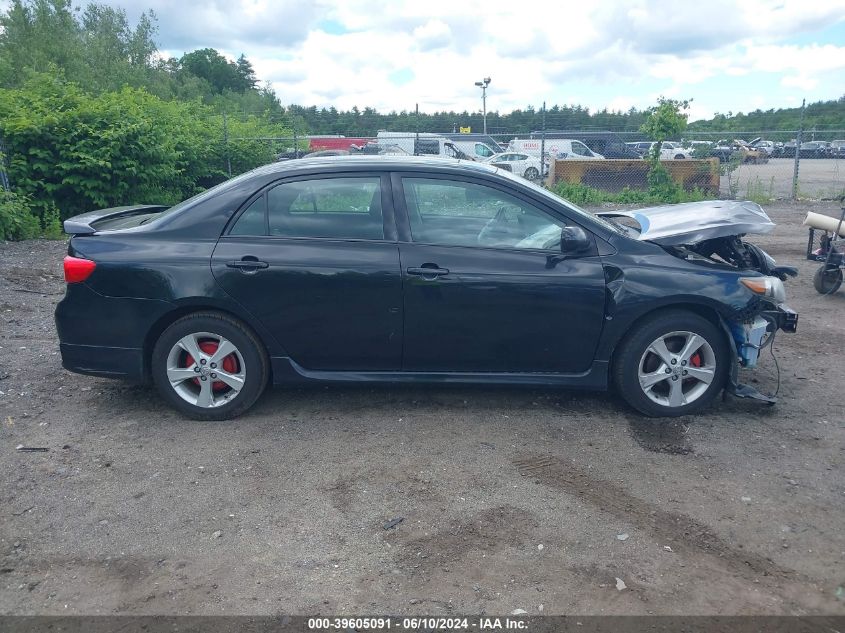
[516,154,528,161]
[229,196,266,235]
[260,177,384,240]
[475,143,495,157]
[402,177,566,250]
[570,141,591,157]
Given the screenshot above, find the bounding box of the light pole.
[474,77,491,134]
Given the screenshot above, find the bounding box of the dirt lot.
[720,157,845,199]
[1,200,844,617]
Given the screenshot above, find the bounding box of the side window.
[475,143,494,158]
[230,196,267,235]
[266,177,384,240]
[402,178,565,250]
[570,141,591,157]
[414,139,439,155]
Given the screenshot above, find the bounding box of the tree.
[235,54,257,91]
[641,97,690,159]
[640,97,691,198]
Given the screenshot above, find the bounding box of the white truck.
[376,131,476,160]
[507,138,604,160]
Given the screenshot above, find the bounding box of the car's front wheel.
[151,312,269,420]
[613,311,729,417]
[524,167,540,181]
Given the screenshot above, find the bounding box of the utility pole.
[474,77,491,134]
[223,111,232,177]
[792,98,805,200]
[540,101,546,179]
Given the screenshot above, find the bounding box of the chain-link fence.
[238,127,845,203]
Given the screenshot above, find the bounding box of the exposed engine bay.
[597,200,799,401]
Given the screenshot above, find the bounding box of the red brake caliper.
[184,341,238,391]
[690,353,702,368]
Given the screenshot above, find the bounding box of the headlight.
[740,276,786,304]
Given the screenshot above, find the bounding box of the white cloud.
[37,0,845,119]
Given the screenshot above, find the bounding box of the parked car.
[646,141,692,159]
[781,140,798,157]
[484,152,543,180]
[710,140,766,163]
[798,141,830,158]
[56,156,797,420]
[749,138,776,156]
[830,140,845,158]
[626,141,652,157]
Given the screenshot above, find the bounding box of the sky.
[42,1,845,121]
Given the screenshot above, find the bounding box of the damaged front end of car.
[598,200,798,403]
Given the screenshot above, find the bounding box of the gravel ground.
[1,200,844,616]
[719,158,845,199]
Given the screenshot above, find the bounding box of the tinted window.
[402,178,565,250]
[266,177,384,240]
[475,143,495,157]
[230,196,266,235]
[414,139,440,155]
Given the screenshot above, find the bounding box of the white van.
[376,132,474,160]
[443,136,502,160]
[507,138,604,159]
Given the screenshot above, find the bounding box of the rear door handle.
[407,266,450,278]
[226,258,269,272]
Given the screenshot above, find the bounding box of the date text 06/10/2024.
[307,616,530,630]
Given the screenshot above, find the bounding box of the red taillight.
[63,256,96,283]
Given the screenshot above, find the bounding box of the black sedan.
[56,157,797,420]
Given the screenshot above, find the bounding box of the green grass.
[551,182,708,206]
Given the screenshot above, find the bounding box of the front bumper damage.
[721,304,798,404]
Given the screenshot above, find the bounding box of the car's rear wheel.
[674,154,685,159]
[524,167,540,181]
[813,265,842,295]
[151,312,268,420]
[613,311,729,417]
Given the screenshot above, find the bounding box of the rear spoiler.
[63,205,170,235]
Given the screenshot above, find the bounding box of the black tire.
[524,167,540,181]
[151,312,269,420]
[613,310,729,417]
[813,265,842,295]
[674,154,685,160]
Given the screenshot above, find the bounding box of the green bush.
[0,72,291,236]
[41,203,64,239]
[0,190,40,240]
[551,181,707,206]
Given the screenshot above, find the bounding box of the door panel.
[400,243,606,372]
[213,239,402,370]
[211,173,402,371]
[396,174,606,373]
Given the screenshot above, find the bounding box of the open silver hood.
[596,200,776,246]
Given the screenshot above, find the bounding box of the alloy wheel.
[165,332,246,408]
[637,330,716,408]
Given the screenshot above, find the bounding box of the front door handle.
[226,257,269,273]
[407,265,450,279]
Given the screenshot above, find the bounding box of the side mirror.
[560,226,591,254]
[546,226,592,268]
